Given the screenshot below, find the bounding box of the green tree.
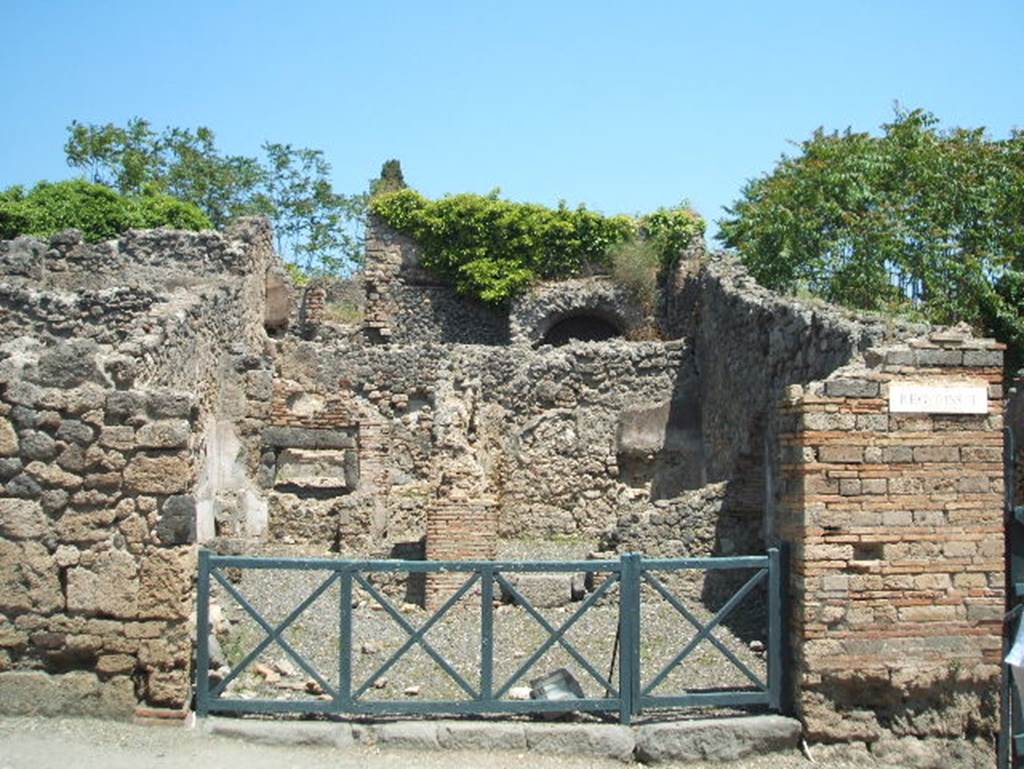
[718,108,1024,372]
[258,143,366,275]
[64,119,365,273]
[369,159,407,197]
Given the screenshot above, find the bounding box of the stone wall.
[361,218,508,345]
[0,372,197,714]
[665,252,929,533]
[0,222,280,716]
[260,335,700,548]
[260,335,700,555]
[777,328,1005,742]
[509,277,646,345]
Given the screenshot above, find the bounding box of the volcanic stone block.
[66,549,139,618]
[0,418,18,456]
[0,499,48,540]
[156,495,196,545]
[124,454,191,494]
[0,540,62,614]
[136,420,190,449]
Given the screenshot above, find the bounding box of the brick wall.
[778,329,1005,742]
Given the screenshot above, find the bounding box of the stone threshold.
[197,713,802,764]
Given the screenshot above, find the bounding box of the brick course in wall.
[778,329,1005,742]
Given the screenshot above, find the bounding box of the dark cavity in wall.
[540,313,622,347]
[616,388,704,501]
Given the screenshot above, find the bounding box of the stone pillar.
[777,329,1005,743]
[299,284,326,339]
[361,216,403,344]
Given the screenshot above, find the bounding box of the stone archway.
[540,312,624,346]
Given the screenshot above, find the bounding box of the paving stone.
[525,722,635,762]
[371,721,440,749]
[634,715,801,763]
[204,717,354,747]
[436,720,527,750]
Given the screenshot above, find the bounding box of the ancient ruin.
[0,213,1011,756]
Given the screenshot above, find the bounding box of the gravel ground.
[210,545,769,712]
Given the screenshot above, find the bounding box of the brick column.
[778,330,1005,742]
[424,500,498,609]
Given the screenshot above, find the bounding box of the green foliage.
[718,108,1024,372]
[640,206,706,268]
[371,189,703,304]
[609,237,661,314]
[0,179,211,242]
[64,118,365,274]
[283,262,311,286]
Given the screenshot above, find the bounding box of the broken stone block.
[501,573,573,608]
[146,391,194,419]
[264,268,295,331]
[144,667,190,707]
[18,430,57,461]
[55,507,117,544]
[25,461,82,489]
[30,340,104,389]
[0,670,135,718]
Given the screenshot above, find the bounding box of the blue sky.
[2,1,1021,236]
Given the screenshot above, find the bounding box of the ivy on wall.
[370,189,704,304]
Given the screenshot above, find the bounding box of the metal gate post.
[195,548,211,716]
[1003,424,1024,767]
[338,567,353,711]
[618,552,642,723]
[767,546,786,712]
[480,565,495,702]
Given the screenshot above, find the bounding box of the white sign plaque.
[888,382,988,414]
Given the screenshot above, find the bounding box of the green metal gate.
[195,549,787,723]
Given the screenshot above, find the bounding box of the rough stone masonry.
[0,212,1012,757]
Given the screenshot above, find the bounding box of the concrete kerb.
[199,714,802,764]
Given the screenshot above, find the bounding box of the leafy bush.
[370,189,703,304]
[0,179,211,242]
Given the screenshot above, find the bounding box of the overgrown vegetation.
[370,188,704,304]
[718,108,1024,372]
[0,179,210,242]
[609,238,661,315]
